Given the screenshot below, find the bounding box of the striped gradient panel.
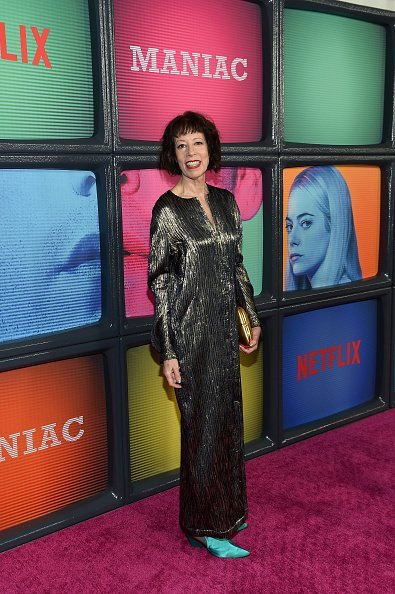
[0,356,108,532]
[0,0,94,139]
[112,0,262,142]
[284,9,386,145]
[242,202,263,296]
[127,343,263,482]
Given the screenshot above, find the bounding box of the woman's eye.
[177,144,186,150]
[285,222,292,233]
[301,219,312,229]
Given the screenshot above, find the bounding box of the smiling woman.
[285,165,362,291]
[148,111,261,559]
[0,169,101,342]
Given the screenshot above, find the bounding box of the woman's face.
[174,131,209,180]
[285,187,330,282]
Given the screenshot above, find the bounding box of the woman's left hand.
[239,326,261,354]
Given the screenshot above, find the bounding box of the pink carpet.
[1,410,394,594]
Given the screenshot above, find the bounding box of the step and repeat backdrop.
[0,0,394,551]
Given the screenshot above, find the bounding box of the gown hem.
[182,510,248,540]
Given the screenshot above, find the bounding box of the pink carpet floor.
[1,409,394,594]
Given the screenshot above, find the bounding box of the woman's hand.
[163,358,182,388]
[239,326,261,355]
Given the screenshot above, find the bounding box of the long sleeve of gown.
[232,194,260,328]
[148,204,177,362]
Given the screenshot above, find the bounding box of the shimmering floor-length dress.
[148,185,260,539]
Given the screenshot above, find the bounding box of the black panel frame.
[2,0,395,554]
[0,155,119,360]
[0,338,125,552]
[279,0,395,155]
[278,287,391,447]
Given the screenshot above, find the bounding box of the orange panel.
[282,165,381,286]
[0,356,108,532]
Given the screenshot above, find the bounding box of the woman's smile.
[185,160,201,169]
[175,131,209,179]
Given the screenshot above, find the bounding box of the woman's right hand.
[163,358,182,388]
[239,325,261,355]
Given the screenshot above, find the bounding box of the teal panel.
[242,203,263,296]
[284,9,386,145]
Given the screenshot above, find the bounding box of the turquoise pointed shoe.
[187,535,250,558]
[237,522,248,532]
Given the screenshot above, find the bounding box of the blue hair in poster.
[282,300,377,430]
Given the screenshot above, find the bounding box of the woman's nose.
[289,228,300,246]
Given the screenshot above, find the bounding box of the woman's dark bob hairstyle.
[160,111,221,175]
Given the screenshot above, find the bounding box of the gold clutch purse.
[236,306,253,346]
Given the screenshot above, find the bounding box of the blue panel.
[282,300,377,430]
[0,169,102,342]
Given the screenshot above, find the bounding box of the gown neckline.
[168,187,217,232]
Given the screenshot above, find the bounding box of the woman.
[285,165,362,291]
[148,111,261,558]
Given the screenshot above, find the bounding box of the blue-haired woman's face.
[285,187,330,285]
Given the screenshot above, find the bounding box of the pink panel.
[113,0,263,143]
[121,168,262,318]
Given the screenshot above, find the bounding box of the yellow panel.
[127,345,180,482]
[127,342,264,482]
[241,343,264,443]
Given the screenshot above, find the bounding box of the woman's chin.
[290,264,307,278]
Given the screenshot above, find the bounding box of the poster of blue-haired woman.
[283,165,381,292]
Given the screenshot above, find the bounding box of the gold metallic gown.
[148,185,260,539]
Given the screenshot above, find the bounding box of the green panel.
[284,9,386,145]
[0,0,94,139]
[242,203,263,295]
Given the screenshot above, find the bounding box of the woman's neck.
[308,268,349,289]
[173,175,208,200]
[308,266,327,289]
